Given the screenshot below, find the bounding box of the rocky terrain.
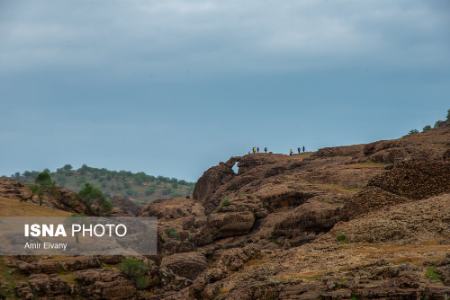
[0,118,449,299]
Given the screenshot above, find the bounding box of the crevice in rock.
[261,191,317,212]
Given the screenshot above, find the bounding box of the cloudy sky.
[1,0,449,180]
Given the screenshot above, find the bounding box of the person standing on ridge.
[252,147,256,154]
[302,146,306,152]
[264,147,268,153]
[257,147,260,153]
[297,147,301,154]
[289,149,293,156]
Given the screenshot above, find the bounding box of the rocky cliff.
[1,122,449,299]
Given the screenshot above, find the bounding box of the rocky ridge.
[0,122,449,299]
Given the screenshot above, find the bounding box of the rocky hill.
[0,117,449,299]
[12,165,195,206]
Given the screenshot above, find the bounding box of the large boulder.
[74,269,136,300]
[207,211,255,239]
[193,159,238,205]
[272,195,346,244]
[161,252,208,280]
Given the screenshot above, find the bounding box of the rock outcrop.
[2,119,450,299]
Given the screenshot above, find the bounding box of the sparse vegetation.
[336,232,348,243]
[408,129,419,135]
[165,227,179,239]
[422,125,432,132]
[119,258,150,290]
[13,165,195,206]
[425,266,442,282]
[221,197,231,207]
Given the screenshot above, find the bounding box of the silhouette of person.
[297,147,301,154]
[289,149,293,156]
[264,147,268,153]
[257,147,260,153]
[302,146,306,152]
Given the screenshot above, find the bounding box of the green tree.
[31,170,55,205]
[422,125,432,132]
[78,183,112,215]
[434,120,445,128]
[64,164,73,171]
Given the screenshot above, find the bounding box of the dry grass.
[0,197,71,217]
[58,272,77,284]
[311,183,361,195]
[272,241,450,284]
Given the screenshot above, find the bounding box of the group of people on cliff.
[249,146,306,155]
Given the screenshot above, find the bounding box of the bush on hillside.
[78,183,112,215]
[119,258,150,290]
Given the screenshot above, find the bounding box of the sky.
[0,0,449,181]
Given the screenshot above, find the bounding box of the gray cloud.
[1,0,449,76]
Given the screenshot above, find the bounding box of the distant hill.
[11,164,195,206]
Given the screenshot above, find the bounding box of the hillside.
[12,165,195,206]
[0,112,449,299]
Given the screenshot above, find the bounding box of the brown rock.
[75,269,136,300]
[161,252,207,280]
[208,211,255,239]
[16,273,73,299]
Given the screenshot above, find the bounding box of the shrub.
[336,232,347,243]
[119,258,150,290]
[425,266,442,282]
[135,276,150,290]
[422,125,432,132]
[221,197,231,207]
[165,227,179,239]
[408,129,419,135]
